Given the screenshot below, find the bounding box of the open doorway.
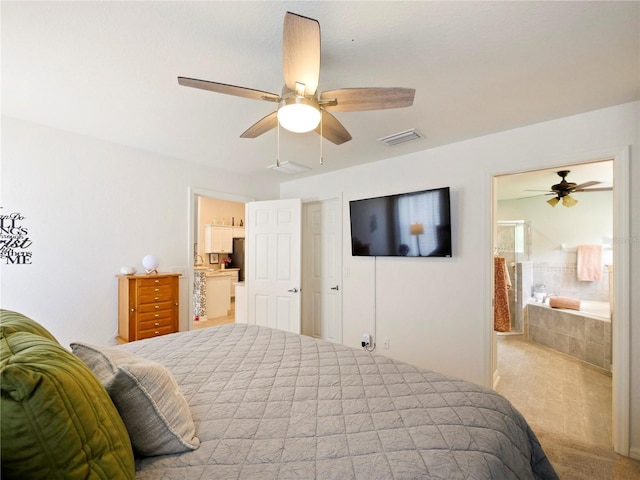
[186,187,253,331]
[491,152,631,456]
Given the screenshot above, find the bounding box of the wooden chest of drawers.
[116,273,180,343]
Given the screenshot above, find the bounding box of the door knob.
[288,288,299,293]
[331,285,339,291]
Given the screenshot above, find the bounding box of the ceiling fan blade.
[240,111,278,138]
[178,77,279,102]
[282,12,320,96]
[572,181,601,190]
[321,88,415,112]
[574,187,613,192]
[315,110,352,145]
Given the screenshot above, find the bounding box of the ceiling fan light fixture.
[562,195,578,207]
[547,197,560,207]
[277,96,321,133]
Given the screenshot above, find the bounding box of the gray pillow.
[70,342,200,457]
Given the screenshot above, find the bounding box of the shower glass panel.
[496,221,531,332]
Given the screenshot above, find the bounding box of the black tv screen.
[349,187,452,257]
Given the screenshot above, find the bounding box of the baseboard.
[629,446,640,461]
[493,369,501,389]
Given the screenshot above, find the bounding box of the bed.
[120,323,557,479]
[1,311,558,479]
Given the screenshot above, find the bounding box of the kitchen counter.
[205,268,239,277]
[194,267,239,272]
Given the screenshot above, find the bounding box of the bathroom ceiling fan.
[177,12,415,145]
[538,170,612,207]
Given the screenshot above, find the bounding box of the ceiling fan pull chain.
[276,120,281,167]
[320,113,324,165]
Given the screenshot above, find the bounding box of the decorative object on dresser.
[116,273,180,343]
[141,254,160,274]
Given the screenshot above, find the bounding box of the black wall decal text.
[0,210,33,265]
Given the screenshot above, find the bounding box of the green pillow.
[0,309,58,343]
[1,332,135,479]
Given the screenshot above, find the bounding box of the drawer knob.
[154,296,159,301]
[155,305,160,309]
[154,280,160,284]
[154,313,160,318]
[154,288,160,292]
[154,331,159,335]
[154,322,160,326]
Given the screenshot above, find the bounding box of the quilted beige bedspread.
[120,324,557,480]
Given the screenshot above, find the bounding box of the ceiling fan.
[542,170,612,207]
[177,12,415,146]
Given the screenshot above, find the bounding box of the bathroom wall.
[497,189,612,301]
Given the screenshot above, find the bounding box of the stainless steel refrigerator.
[231,237,245,281]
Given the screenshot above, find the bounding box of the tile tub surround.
[527,301,611,371]
[532,262,610,302]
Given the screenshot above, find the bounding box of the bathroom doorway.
[491,151,631,455]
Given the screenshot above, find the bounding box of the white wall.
[281,102,640,453]
[498,191,613,264]
[1,116,278,348]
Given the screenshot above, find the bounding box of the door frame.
[488,146,631,455]
[186,186,254,331]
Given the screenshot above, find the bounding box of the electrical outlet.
[361,333,371,348]
[383,338,390,349]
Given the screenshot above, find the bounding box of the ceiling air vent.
[267,160,311,174]
[378,128,424,147]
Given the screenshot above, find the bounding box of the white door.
[246,199,302,333]
[302,198,342,343]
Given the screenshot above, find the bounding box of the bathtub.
[550,299,610,321]
[526,299,611,371]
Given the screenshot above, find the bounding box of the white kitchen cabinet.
[204,225,233,253]
[213,269,239,297]
[228,270,239,297]
[205,275,231,318]
[234,283,247,324]
[232,227,245,238]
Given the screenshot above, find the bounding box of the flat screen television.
[349,187,452,257]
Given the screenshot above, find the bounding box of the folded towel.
[577,244,602,281]
[549,296,581,311]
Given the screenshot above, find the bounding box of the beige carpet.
[535,429,640,480]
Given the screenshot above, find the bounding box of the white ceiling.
[495,159,613,201]
[2,1,638,189]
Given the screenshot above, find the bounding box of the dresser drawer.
[138,290,175,304]
[138,309,174,323]
[139,283,174,295]
[137,276,174,288]
[137,300,174,314]
[137,324,175,340]
[138,316,174,331]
